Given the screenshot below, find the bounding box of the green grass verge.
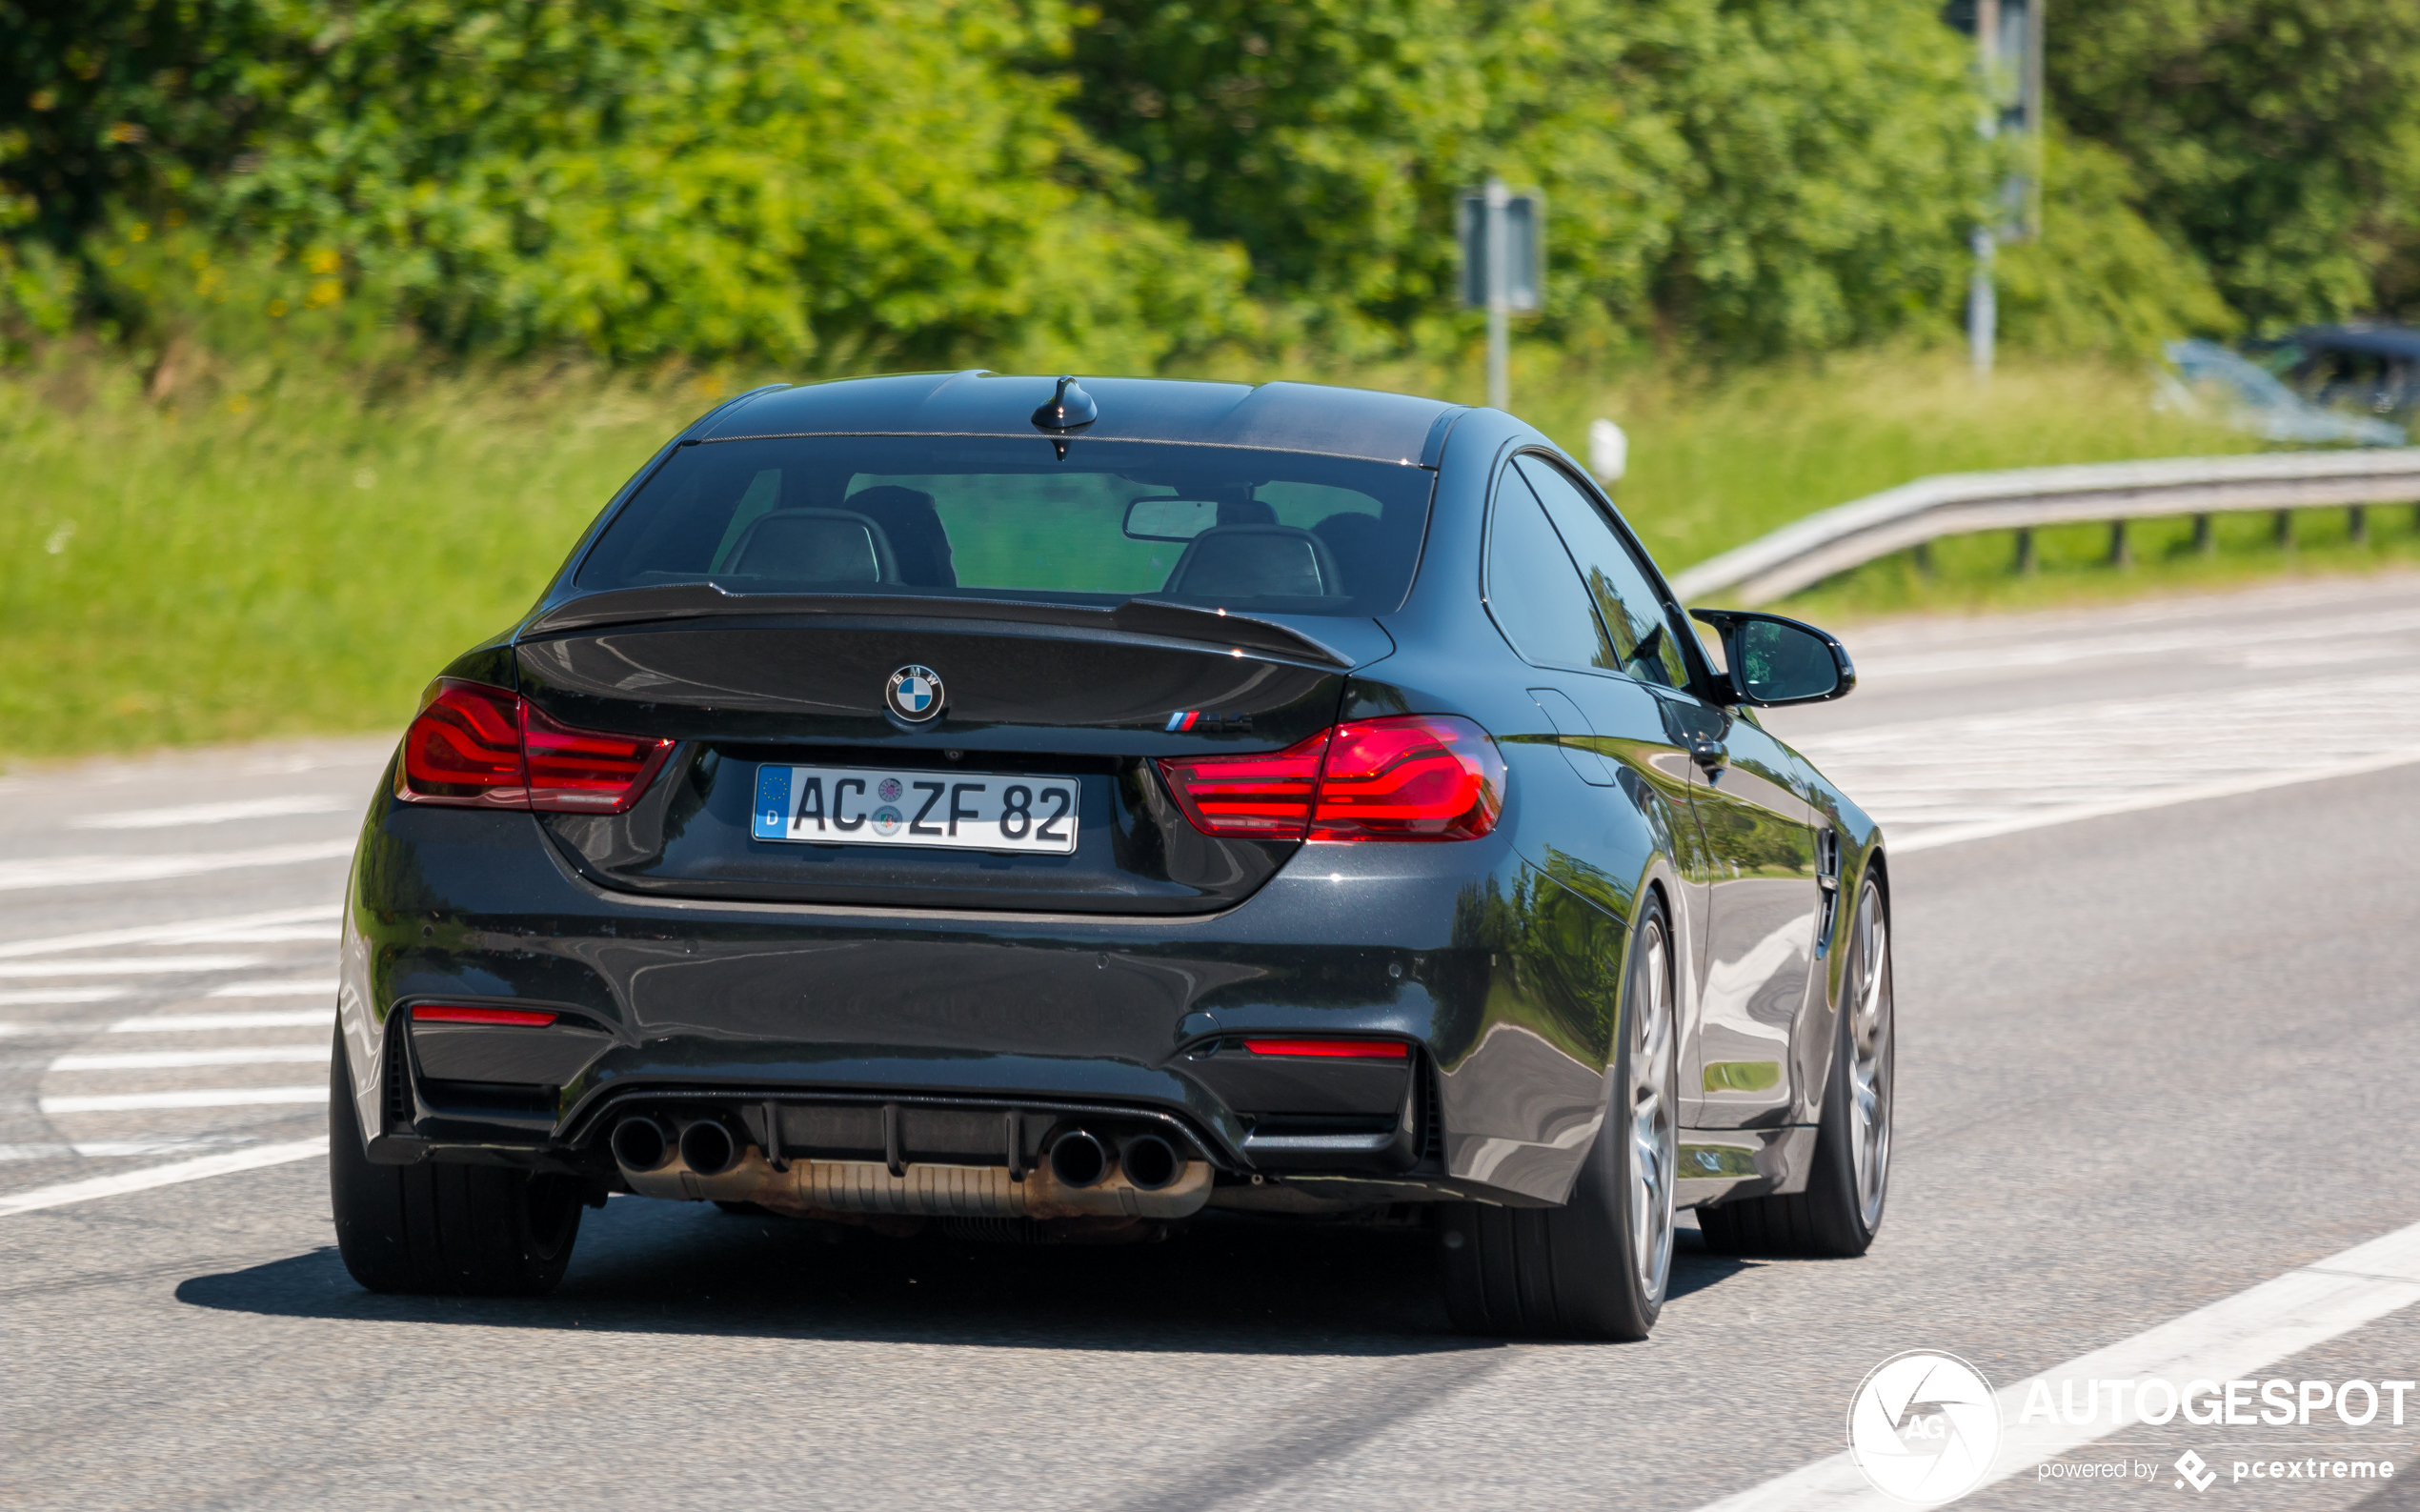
[0,344,2397,764]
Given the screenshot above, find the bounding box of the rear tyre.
[329,1026,584,1296]
[1698,877,1893,1259]
[1440,895,1678,1341]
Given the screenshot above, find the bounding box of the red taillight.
[411,1004,559,1027]
[1309,715,1504,842]
[398,678,672,815]
[401,681,525,804]
[523,701,673,811]
[1241,1038,1410,1058]
[1155,715,1503,843]
[1154,729,1332,838]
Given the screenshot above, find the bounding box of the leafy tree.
[2,0,1251,369]
[2052,0,2420,332]
[1070,0,1986,358]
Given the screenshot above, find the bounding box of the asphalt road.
[3,573,2417,1511]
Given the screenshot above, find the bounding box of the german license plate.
[750,765,1079,855]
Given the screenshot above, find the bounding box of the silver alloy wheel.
[1845,881,1893,1231]
[1628,918,1678,1304]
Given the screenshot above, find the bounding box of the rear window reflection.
[575,436,1437,617]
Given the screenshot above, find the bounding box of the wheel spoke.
[1627,920,1677,1302]
[1844,884,1892,1224]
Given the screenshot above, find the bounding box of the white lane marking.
[111,1010,330,1033]
[0,1139,327,1219]
[1693,1219,2420,1511]
[1798,672,2420,851]
[0,840,353,894]
[39,1085,325,1114]
[0,955,261,979]
[206,978,338,998]
[0,905,341,959]
[1893,751,2420,854]
[50,1044,332,1072]
[0,1138,252,1162]
[0,988,131,1007]
[198,924,341,944]
[71,795,353,830]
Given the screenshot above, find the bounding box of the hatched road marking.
[110,1010,331,1033]
[70,795,353,830]
[0,904,342,959]
[1795,671,2420,852]
[207,978,339,998]
[0,1139,329,1219]
[39,1086,328,1115]
[0,840,353,893]
[50,1044,333,1072]
[0,988,132,1007]
[0,955,263,978]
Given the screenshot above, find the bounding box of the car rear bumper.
[339,768,1621,1210]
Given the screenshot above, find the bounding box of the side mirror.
[1690,609,1856,707]
[1123,497,1220,541]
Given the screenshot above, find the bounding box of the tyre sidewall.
[1546,892,1674,1340]
[1807,879,1889,1254]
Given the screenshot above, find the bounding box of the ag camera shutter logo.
[1847,1351,2002,1504]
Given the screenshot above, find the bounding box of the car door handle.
[1687,736,1728,773]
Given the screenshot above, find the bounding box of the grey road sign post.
[1946,0,2044,378]
[1459,179,1542,412]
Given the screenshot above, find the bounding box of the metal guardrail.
[1666,448,2420,607]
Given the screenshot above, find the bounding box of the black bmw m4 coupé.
[331,373,1893,1340]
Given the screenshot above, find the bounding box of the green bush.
[0,0,1256,369]
[1069,0,1986,357]
[2053,0,2420,332]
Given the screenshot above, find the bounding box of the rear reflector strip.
[1240,1038,1410,1059]
[409,1005,559,1028]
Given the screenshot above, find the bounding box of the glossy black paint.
[337,375,1886,1218]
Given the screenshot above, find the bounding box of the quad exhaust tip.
[1048,1129,1111,1188]
[1121,1133,1180,1191]
[611,1115,671,1173]
[678,1119,738,1177]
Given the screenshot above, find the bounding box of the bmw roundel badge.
[885,664,945,722]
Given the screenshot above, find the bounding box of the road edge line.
[0,1138,328,1219]
[1691,1218,2420,1510]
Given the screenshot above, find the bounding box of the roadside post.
[1459,179,1543,411]
[1944,0,2044,378]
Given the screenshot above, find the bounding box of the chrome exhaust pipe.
[1048,1129,1111,1189]
[679,1119,738,1177]
[1120,1133,1181,1192]
[611,1115,671,1173]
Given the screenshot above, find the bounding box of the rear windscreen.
[575,436,1437,616]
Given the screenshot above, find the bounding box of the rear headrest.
[1161,524,1341,600]
[725,509,899,583]
[842,486,956,588]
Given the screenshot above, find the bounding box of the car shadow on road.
[174,1199,1754,1354]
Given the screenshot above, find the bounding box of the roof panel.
[696,372,1461,464]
